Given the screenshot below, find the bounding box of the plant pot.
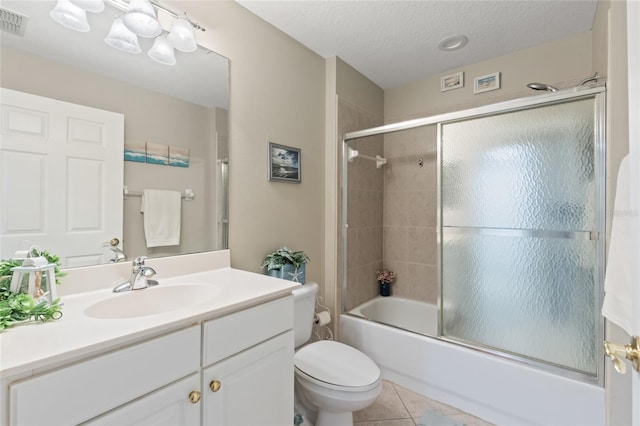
[379,281,390,297]
[266,263,306,284]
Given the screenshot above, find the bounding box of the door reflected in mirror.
[0,0,229,268]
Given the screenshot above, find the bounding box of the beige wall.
[179,1,326,285]
[336,59,385,118]
[385,32,592,123]
[0,47,218,260]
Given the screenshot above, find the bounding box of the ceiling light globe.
[122,0,162,38]
[49,0,90,32]
[166,18,197,53]
[148,35,176,65]
[104,17,141,54]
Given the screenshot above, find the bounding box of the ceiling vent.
[0,7,28,37]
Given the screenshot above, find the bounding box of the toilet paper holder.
[314,311,331,326]
[312,295,334,341]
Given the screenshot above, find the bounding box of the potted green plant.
[261,246,310,283]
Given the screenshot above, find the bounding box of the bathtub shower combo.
[339,86,606,425]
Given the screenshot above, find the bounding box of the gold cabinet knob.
[209,380,222,392]
[188,390,202,403]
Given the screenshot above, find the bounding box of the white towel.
[602,155,633,335]
[141,189,182,248]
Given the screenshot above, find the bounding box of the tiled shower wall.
[339,98,384,310]
[383,126,438,304]
[341,96,439,309]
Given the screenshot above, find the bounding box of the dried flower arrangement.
[376,269,396,285]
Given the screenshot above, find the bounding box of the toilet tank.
[292,282,318,348]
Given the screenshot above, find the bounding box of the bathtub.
[341,298,604,426]
[348,296,438,336]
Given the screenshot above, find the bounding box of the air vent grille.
[0,7,28,37]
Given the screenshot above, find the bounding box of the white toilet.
[292,282,382,426]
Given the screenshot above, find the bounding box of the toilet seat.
[294,341,381,392]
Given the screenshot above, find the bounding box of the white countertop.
[0,267,299,379]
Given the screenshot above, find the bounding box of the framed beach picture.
[146,142,169,165]
[269,142,301,183]
[474,72,501,94]
[169,145,190,168]
[124,140,146,163]
[440,71,464,92]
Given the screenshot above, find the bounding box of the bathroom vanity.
[0,251,298,426]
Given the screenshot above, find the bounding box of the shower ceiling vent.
[0,7,28,37]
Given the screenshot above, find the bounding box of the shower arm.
[347,147,387,168]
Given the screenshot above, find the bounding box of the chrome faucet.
[103,238,127,263]
[107,246,128,263]
[113,256,158,293]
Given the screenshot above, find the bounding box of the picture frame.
[268,142,301,183]
[440,71,464,92]
[474,72,501,94]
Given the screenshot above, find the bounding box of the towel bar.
[123,186,194,201]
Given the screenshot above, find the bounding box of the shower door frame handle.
[442,226,599,240]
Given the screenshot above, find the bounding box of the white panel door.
[0,88,123,267]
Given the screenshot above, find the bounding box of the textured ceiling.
[236,0,598,89]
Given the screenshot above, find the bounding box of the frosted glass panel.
[441,233,598,375]
[442,98,595,231]
[440,96,601,377]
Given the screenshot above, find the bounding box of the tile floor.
[353,380,495,426]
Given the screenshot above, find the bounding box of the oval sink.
[84,284,221,319]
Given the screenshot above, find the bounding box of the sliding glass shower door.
[439,95,604,379]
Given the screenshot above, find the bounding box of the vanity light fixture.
[438,35,468,51]
[49,0,90,32]
[49,0,205,66]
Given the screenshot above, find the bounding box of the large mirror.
[0,0,229,268]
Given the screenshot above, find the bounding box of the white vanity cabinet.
[201,297,294,426]
[85,373,201,426]
[8,325,201,426]
[4,295,295,426]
